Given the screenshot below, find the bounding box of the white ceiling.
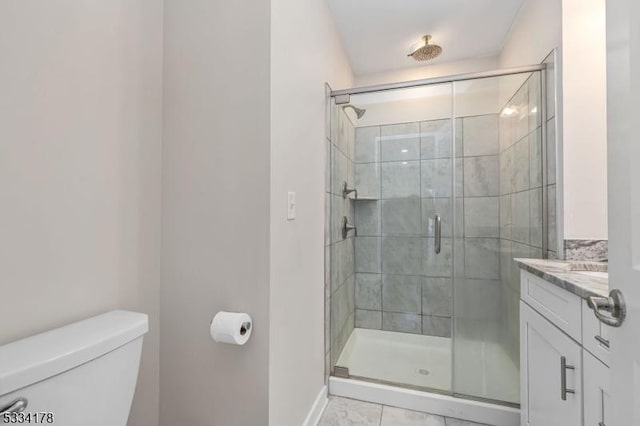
[326,0,526,76]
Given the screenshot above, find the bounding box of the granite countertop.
[515,258,609,299]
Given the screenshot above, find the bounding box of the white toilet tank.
[0,311,148,426]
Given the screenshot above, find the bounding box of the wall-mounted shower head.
[342,104,366,119]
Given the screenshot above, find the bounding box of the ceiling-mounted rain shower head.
[342,104,366,119]
[408,35,443,61]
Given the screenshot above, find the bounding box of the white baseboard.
[329,377,520,426]
[302,385,329,426]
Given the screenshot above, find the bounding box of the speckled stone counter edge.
[515,258,609,299]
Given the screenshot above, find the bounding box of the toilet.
[0,311,148,426]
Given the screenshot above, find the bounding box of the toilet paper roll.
[210,311,252,345]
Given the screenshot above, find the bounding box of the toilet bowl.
[0,311,148,426]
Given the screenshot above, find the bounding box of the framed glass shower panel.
[451,71,545,405]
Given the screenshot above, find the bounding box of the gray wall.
[269,1,354,423]
[0,3,162,425]
[161,1,270,425]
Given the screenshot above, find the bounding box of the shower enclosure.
[325,58,558,408]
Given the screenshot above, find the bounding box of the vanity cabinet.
[520,269,611,426]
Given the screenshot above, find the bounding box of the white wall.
[350,56,502,130]
[499,0,562,69]
[498,0,562,117]
[500,0,608,241]
[346,0,608,243]
[561,0,608,240]
[269,0,353,424]
[352,77,507,128]
[355,56,498,87]
[0,2,162,426]
[161,1,271,425]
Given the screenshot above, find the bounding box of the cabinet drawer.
[520,270,582,342]
[582,301,611,366]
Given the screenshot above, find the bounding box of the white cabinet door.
[520,302,582,426]
[584,351,610,426]
[606,0,640,423]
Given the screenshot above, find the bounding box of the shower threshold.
[328,376,520,426]
[330,328,520,426]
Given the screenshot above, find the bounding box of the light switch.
[287,192,296,220]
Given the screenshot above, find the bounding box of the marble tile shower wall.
[498,73,544,297]
[326,103,356,373]
[353,115,501,338]
[498,70,553,367]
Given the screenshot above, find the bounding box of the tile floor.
[318,397,491,426]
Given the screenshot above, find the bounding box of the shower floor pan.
[336,328,452,391]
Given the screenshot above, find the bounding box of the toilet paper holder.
[239,322,251,335]
[210,311,253,345]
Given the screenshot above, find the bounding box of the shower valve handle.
[341,216,357,239]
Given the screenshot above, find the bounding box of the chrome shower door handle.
[434,214,441,254]
[560,356,575,401]
[0,398,28,414]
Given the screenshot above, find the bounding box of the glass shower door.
[326,65,555,408]
[451,71,545,405]
[329,82,456,394]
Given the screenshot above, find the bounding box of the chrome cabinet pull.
[560,356,575,401]
[594,335,610,348]
[0,398,28,414]
[434,214,441,254]
[588,289,626,327]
